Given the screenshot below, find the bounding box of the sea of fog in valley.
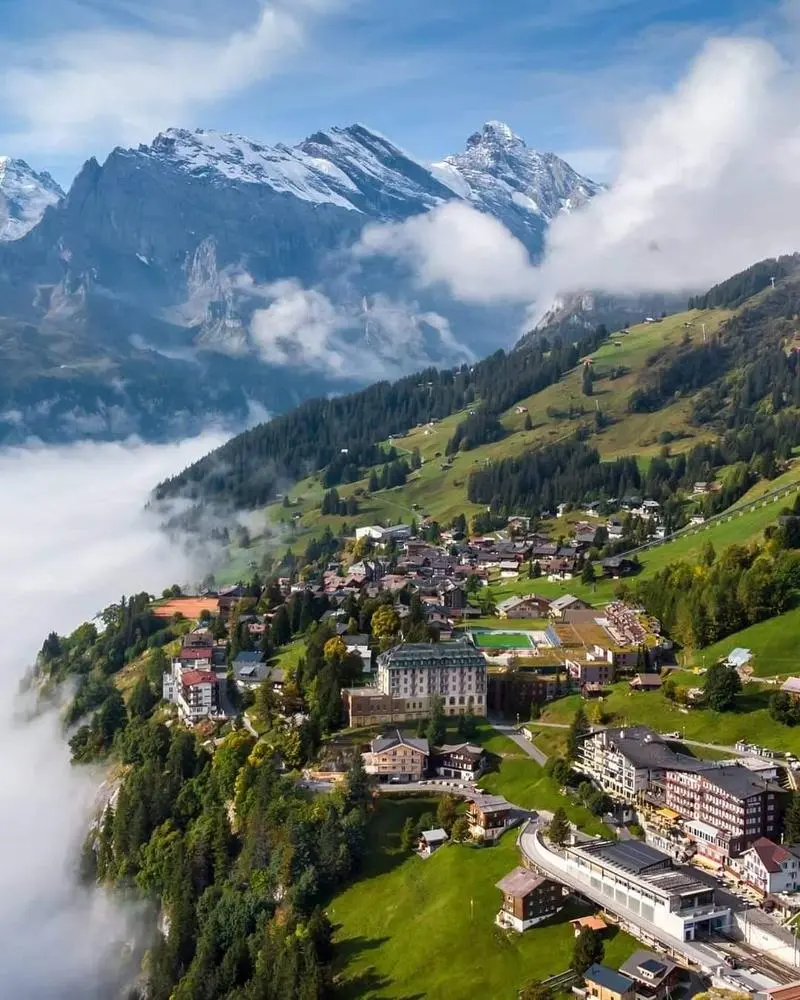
[0,432,226,999]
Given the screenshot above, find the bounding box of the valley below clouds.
[0,431,226,999]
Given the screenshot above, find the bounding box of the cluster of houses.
[156,525,669,735]
[326,518,646,612]
[161,622,286,725]
[573,725,798,899]
[360,729,515,842]
[580,951,681,1000]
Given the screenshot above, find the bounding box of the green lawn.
[525,727,569,759]
[631,491,796,581]
[488,575,617,607]
[272,638,306,677]
[690,607,800,677]
[329,798,637,1000]
[540,682,800,754]
[479,757,608,836]
[469,722,530,757]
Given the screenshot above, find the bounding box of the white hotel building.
[375,640,487,716]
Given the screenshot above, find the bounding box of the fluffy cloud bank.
[358,28,800,317]
[358,201,538,305]
[535,34,800,301]
[0,433,225,998]
[245,276,474,377]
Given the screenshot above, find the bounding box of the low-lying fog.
[0,432,226,999]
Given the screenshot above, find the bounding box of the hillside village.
[58,496,800,999]
[41,258,800,1000]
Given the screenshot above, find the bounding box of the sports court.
[469,629,536,650]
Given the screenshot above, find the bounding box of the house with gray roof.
[576,726,712,803]
[549,594,591,618]
[364,730,429,782]
[584,965,635,1000]
[618,951,679,1000]
[233,650,267,688]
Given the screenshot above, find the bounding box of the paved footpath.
[489,717,549,765]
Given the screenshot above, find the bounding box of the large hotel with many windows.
[343,640,486,726]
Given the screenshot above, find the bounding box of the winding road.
[524,720,751,759]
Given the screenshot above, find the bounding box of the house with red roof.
[732,837,800,897]
[162,659,220,724]
[178,669,219,723]
[178,645,214,665]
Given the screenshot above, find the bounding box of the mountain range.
[0,121,601,443]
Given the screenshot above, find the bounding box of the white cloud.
[535,34,800,302]
[0,1,335,153]
[250,278,350,372]
[0,432,226,998]
[357,201,538,305]
[244,276,473,377]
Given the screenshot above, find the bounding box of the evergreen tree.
[450,816,471,843]
[344,752,372,810]
[572,927,604,975]
[425,696,446,748]
[704,662,742,711]
[435,794,459,833]
[581,560,596,586]
[130,677,158,720]
[785,792,800,843]
[548,807,570,847]
[400,816,416,852]
[566,705,589,762]
[271,605,292,647]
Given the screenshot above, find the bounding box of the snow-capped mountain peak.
[466,120,526,152]
[140,127,362,211]
[0,157,65,241]
[432,121,602,250]
[133,123,454,219]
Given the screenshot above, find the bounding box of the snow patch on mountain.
[0,157,64,241]
[141,128,362,211]
[135,123,454,218]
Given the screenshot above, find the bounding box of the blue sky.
[0,0,783,186]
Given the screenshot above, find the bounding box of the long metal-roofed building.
[564,839,731,942]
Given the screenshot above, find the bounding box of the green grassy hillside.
[231,308,731,556]
[329,798,637,1000]
[539,681,800,754]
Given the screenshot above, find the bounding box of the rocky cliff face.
[0,157,64,241]
[0,122,600,443]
